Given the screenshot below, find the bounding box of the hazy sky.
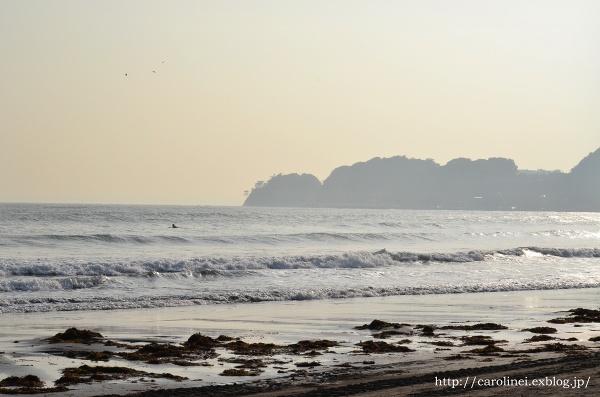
[2,1,599,205]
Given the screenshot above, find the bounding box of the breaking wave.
[1,247,599,279]
[2,279,600,314]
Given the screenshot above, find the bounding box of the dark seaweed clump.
[0,374,68,395]
[356,340,414,353]
[522,327,557,334]
[372,330,409,339]
[119,342,217,364]
[461,335,507,346]
[288,340,339,353]
[440,323,508,331]
[0,375,44,388]
[464,345,505,355]
[46,328,103,344]
[355,320,409,330]
[225,341,283,356]
[55,365,187,386]
[219,368,261,377]
[295,361,321,367]
[548,308,600,324]
[524,335,556,343]
[184,333,224,349]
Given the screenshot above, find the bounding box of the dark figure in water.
[172,224,178,228]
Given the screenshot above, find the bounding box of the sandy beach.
[1,288,600,396]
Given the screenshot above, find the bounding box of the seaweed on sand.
[46,328,103,344]
[225,341,283,356]
[219,357,268,369]
[295,361,321,367]
[0,375,44,388]
[65,350,114,362]
[356,340,415,353]
[461,335,507,346]
[548,308,600,324]
[55,364,187,386]
[118,342,217,364]
[183,333,224,349]
[372,330,410,339]
[287,340,339,354]
[524,335,556,343]
[463,345,504,355]
[219,368,262,377]
[522,327,557,334]
[440,323,508,331]
[0,375,68,395]
[415,325,436,336]
[534,343,588,353]
[355,320,410,330]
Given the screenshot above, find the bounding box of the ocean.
[1,203,599,314]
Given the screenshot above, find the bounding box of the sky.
[1,0,599,206]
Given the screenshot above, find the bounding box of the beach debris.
[225,340,283,356]
[537,343,588,352]
[0,374,68,394]
[416,325,436,336]
[0,375,44,388]
[295,361,321,367]
[65,350,113,362]
[220,357,268,369]
[356,340,414,353]
[444,354,473,360]
[548,308,600,324]
[288,339,339,354]
[515,342,589,354]
[524,335,556,343]
[219,368,261,376]
[522,326,557,334]
[119,341,218,364]
[46,328,103,344]
[440,323,508,331]
[184,333,225,349]
[464,344,504,355]
[461,335,507,346]
[355,319,409,330]
[55,364,187,386]
[372,330,410,339]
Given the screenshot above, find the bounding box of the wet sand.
[1,289,600,396]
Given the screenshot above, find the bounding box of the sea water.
[1,203,599,314]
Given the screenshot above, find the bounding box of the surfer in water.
[171,224,178,228]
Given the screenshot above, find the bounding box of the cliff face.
[244,149,600,211]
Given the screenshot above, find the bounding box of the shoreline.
[1,289,600,396]
[99,352,600,396]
